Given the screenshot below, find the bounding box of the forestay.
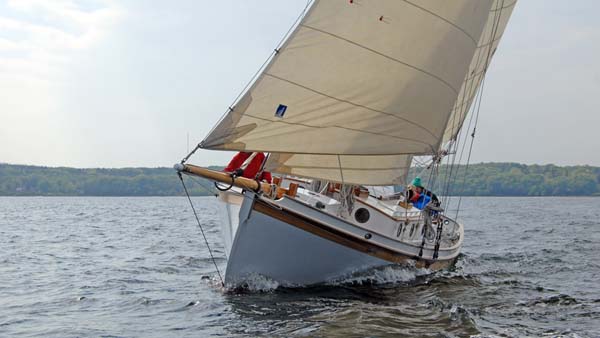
[201,0,497,185]
[442,0,518,146]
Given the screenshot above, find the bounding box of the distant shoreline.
[1,162,599,197]
[1,195,599,198]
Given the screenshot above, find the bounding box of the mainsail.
[201,0,509,185]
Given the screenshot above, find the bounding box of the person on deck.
[224,151,272,183]
[406,177,440,210]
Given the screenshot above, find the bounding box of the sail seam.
[263,73,439,140]
[490,0,517,12]
[400,0,478,45]
[242,111,436,152]
[474,34,507,51]
[300,24,460,95]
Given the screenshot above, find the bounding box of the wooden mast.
[176,163,272,194]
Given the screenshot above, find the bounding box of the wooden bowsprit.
[174,163,272,195]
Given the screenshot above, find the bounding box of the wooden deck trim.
[282,176,311,185]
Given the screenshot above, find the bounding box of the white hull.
[217,188,462,287]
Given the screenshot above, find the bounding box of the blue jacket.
[413,194,431,210]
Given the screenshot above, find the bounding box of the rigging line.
[449,0,503,187]
[442,153,454,211]
[178,173,225,287]
[445,130,464,210]
[443,73,477,209]
[450,84,481,210]
[455,77,490,218]
[446,17,491,202]
[480,1,506,72]
[455,0,505,220]
[429,160,445,260]
[200,0,315,146]
[446,0,510,141]
[490,0,517,13]
[337,154,345,185]
[448,75,484,193]
[445,20,495,141]
[180,144,201,165]
[185,173,219,197]
[336,154,349,216]
[442,136,462,209]
[454,83,485,220]
[441,68,472,207]
[418,160,437,259]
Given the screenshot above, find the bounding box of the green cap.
[411,177,423,188]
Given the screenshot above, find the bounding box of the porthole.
[354,208,370,223]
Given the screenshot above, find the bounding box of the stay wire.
[455,0,505,220]
[417,160,437,259]
[178,173,225,287]
[444,0,506,213]
[200,0,315,146]
[185,174,219,197]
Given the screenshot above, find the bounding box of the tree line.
[0,164,220,196]
[410,162,600,196]
[1,162,599,196]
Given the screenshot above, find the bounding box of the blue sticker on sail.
[275,104,287,118]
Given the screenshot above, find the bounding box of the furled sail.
[201,0,499,184]
[442,0,517,145]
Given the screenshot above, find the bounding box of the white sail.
[202,0,497,184]
[202,0,494,154]
[442,0,518,145]
[265,153,411,186]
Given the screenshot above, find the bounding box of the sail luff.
[199,0,319,150]
[441,0,518,146]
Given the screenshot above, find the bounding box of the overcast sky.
[1,0,599,168]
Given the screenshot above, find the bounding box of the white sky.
[1,0,599,168]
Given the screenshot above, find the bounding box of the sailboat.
[175,0,517,287]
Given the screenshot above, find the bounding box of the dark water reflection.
[1,196,599,337]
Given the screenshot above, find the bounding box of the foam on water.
[228,272,281,292]
[224,264,431,293]
[328,264,430,286]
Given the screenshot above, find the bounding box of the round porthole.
[354,208,370,223]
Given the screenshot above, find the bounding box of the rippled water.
[1,196,599,337]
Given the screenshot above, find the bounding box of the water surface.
[1,196,598,337]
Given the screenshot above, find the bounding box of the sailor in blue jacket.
[407,177,439,210]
